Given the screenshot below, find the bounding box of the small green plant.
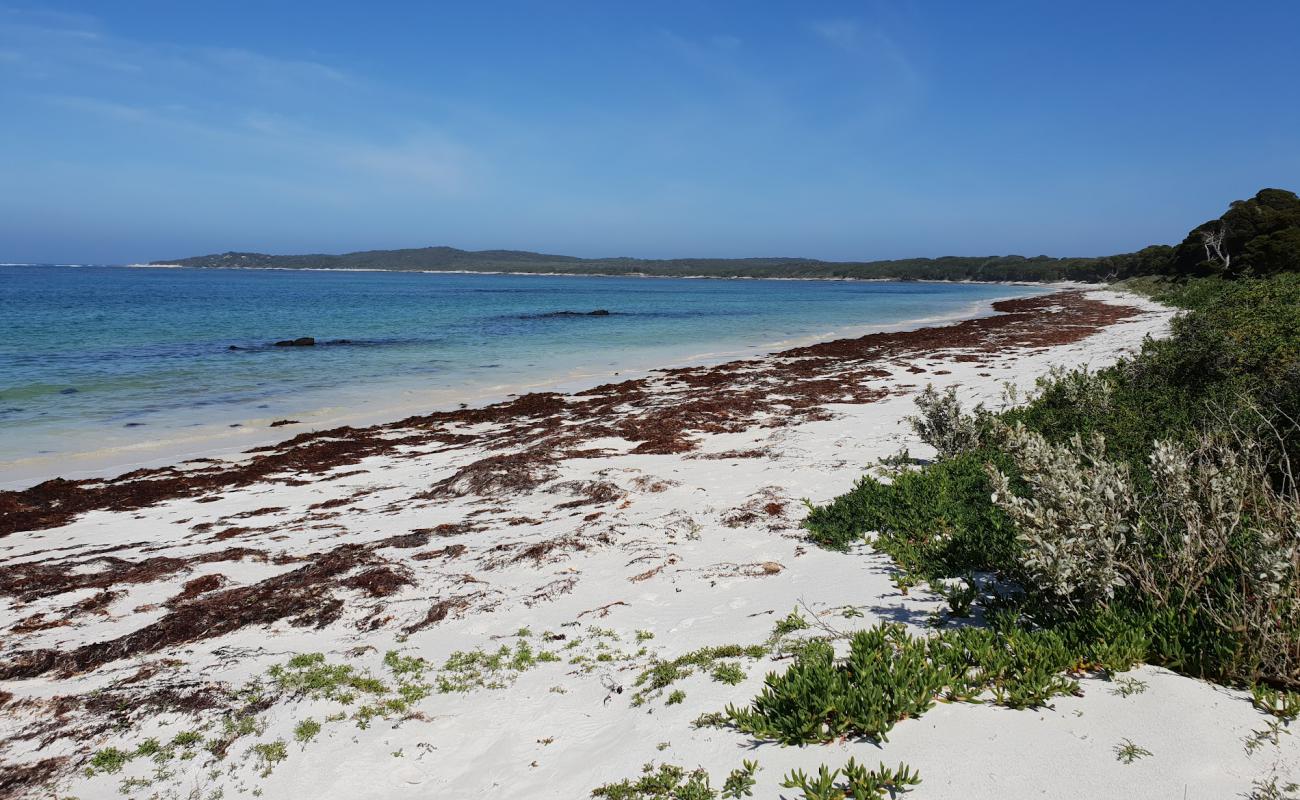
[666,690,686,706]
[1253,686,1300,721]
[889,572,918,596]
[771,609,810,640]
[1248,775,1300,800]
[1110,677,1148,698]
[710,662,746,685]
[781,759,920,799]
[631,644,766,705]
[293,718,322,744]
[251,740,288,777]
[938,577,978,617]
[85,747,133,776]
[1113,739,1152,764]
[692,712,726,729]
[721,760,760,799]
[1245,718,1291,754]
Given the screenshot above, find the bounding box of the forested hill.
[150,247,1170,283]
[153,188,1300,283]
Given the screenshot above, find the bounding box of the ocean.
[0,265,1046,483]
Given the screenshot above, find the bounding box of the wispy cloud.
[2,6,481,198]
[805,16,924,125]
[808,19,861,50]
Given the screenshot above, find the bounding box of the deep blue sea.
[0,265,1044,482]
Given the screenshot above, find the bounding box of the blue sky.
[2,1,1298,263]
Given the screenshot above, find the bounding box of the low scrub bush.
[803,449,1017,575]
[907,385,987,460]
[803,273,1300,690]
[725,622,1088,745]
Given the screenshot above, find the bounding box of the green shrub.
[727,621,1108,745]
[726,625,945,744]
[907,384,987,460]
[803,273,1300,690]
[803,449,1018,576]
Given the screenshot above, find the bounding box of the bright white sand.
[4,290,1297,799]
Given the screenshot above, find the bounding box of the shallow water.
[0,265,1045,481]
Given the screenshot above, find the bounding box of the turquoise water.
[0,265,1043,479]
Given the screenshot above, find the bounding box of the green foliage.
[1110,677,1148,698]
[436,639,557,692]
[726,625,945,744]
[631,644,767,705]
[293,718,322,744]
[710,662,746,685]
[267,653,387,703]
[725,619,1114,745]
[250,740,288,777]
[770,609,811,640]
[160,247,1171,283]
[721,761,760,799]
[1253,686,1300,721]
[907,385,987,460]
[1113,739,1152,764]
[1171,188,1300,277]
[936,576,978,617]
[780,759,921,800]
[85,747,133,776]
[590,763,716,800]
[804,270,1300,691]
[590,760,761,800]
[804,449,1017,577]
[1248,775,1300,800]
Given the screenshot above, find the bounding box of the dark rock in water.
[268,419,300,427]
[59,388,78,395]
[228,345,244,351]
[541,309,612,318]
[273,337,316,347]
[124,422,145,428]
[229,423,242,428]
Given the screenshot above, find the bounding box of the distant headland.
[149,245,1167,283]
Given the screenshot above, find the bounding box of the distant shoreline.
[128,262,1078,287]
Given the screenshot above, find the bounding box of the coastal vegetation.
[152,189,1295,284]
[154,188,1299,284]
[151,245,1173,282]
[153,247,1161,282]
[729,189,1300,757]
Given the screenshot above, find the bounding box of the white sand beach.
[4,288,1295,800]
